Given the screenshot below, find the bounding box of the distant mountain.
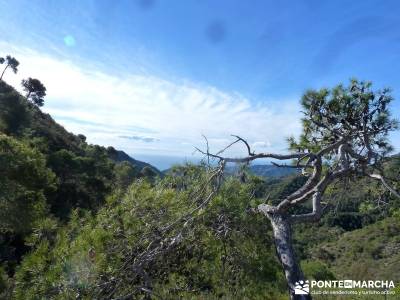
[225,164,299,178]
[249,164,299,178]
[107,148,162,176]
[163,163,298,178]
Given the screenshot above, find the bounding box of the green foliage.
[163,163,209,191]
[113,161,137,190]
[301,260,335,281]
[289,79,397,157]
[0,55,19,80]
[0,264,12,299]
[21,77,47,107]
[312,217,400,282]
[139,165,158,179]
[0,134,56,234]
[13,173,286,299]
[319,158,400,229]
[0,81,142,221]
[1,77,399,299]
[0,78,152,286]
[266,174,308,203]
[46,147,115,218]
[107,146,162,177]
[0,81,31,135]
[0,134,57,285]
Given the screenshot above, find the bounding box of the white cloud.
[252,141,271,149]
[0,42,302,157]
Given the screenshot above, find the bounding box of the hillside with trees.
[1,59,400,299]
[0,76,160,294]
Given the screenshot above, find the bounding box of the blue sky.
[1,0,400,169]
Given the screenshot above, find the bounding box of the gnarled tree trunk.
[267,212,311,300]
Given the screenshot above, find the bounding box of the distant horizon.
[131,152,284,170]
[132,153,201,170]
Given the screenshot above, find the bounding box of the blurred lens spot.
[136,0,155,10]
[205,21,226,44]
[63,35,76,47]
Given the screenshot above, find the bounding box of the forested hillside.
[1,79,400,299]
[0,80,160,294]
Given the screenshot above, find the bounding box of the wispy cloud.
[0,42,302,157]
[119,135,159,143]
[252,141,271,149]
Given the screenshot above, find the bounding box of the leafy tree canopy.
[289,79,397,160]
[0,55,19,80]
[0,134,56,234]
[21,78,47,107]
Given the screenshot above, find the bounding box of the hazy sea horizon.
[129,154,202,171]
[131,153,273,171]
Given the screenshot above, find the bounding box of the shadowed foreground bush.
[14,172,287,299]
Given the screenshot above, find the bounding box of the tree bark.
[0,64,9,80]
[267,212,311,300]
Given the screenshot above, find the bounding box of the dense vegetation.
[0,80,160,296]
[1,76,399,299]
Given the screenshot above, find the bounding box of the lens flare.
[63,35,76,47]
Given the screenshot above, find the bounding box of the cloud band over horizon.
[1,41,305,158]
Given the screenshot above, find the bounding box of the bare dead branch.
[368,173,400,199]
[271,161,305,169]
[290,191,322,223]
[290,166,354,223]
[230,135,255,156]
[215,137,241,156]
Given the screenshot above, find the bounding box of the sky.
[1,0,400,169]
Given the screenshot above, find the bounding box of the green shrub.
[301,260,335,280]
